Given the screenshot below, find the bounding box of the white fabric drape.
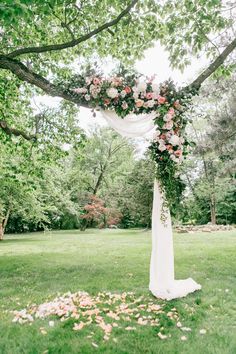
[101,110,201,300]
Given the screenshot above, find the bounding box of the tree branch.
[6,0,138,58]
[0,119,36,140]
[185,37,236,90]
[0,55,89,108]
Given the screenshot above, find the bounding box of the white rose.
[146,100,155,108]
[163,113,173,122]
[85,77,92,85]
[120,90,127,98]
[158,143,166,152]
[106,87,118,98]
[163,120,174,130]
[169,135,180,146]
[170,154,177,162]
[85,94,91,101]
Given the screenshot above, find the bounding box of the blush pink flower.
[146,92,153,100]
[124,86,132,94]
[93,77,101,85]
[157,95,166,104]
[135,99,144,108]
[175,150,182,157]
[163,120,174,130]
[168,108,175,116]
[122,102,128,110]
[104,99,111,106]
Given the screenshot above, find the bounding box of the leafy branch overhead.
[0,0,236,140]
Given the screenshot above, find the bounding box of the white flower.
[199,329,207,335]
[169,135,180,146]
[163,113,173,122]
[85,77,92,85]
[158,143,166,152]
[152,83,159,93]
[120,90,127,98]
[153,130,161,141]
[137,81,147,92]
[106,87,118,98]
[163,121,174,130]
[133,92,139,100]
[170,154,177,162]
[85,94,91,101]
[73,87,87,94]
[146,100,155,108]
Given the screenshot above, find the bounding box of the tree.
[178,75,236,224]
[0,0,235,140]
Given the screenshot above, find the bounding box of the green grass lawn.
[0,229,235,354]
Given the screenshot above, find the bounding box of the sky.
[34,41,208,141]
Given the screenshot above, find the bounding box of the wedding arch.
[70,73,202,300]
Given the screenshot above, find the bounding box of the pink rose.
[104,98,110,105]
[124,86,132,94]
[175,150,182,157]
[157,95,166,104]
[146,92,153,100]
[93,77,101,85]
[135,99,144,108]
[168,108,175,116]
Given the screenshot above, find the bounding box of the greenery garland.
[66,72,195,214]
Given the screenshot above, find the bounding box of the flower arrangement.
[69,73,194,213]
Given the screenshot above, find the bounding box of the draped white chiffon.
[101,110,201,300]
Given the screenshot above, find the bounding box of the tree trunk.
[0,208,11,241]
[0,223,3,241]
[210,194,217,225]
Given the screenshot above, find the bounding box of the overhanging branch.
[6,0,138,58]
[185,37,236,90]
[0,55,89,108]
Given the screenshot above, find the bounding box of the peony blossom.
[135,99,144,108]
[169,135,180,146]
[106,87,119,99]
